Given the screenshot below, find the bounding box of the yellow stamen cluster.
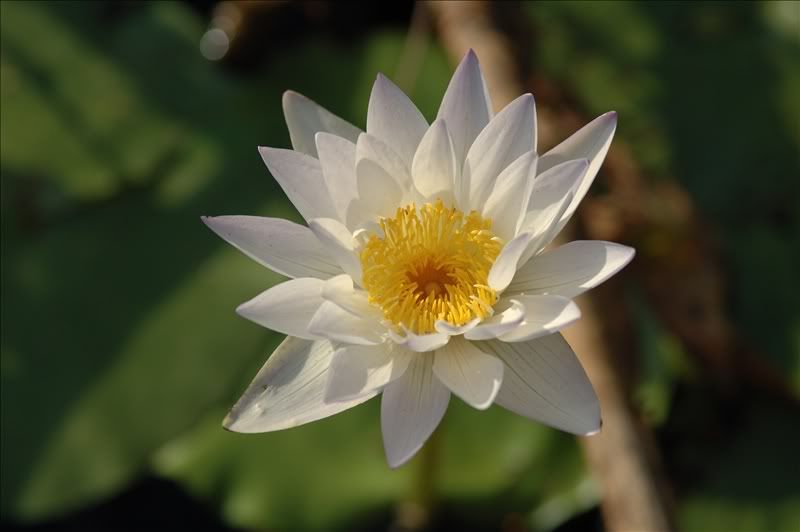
[360,200,502,334]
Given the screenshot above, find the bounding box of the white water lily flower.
[204,50,634,468]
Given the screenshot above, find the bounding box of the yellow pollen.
[359,200,502,334]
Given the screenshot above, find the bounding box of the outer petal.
[367,74,428,169]
[224,337,375,433]
[325,345,412,402]
[461,93,536,210]
[258,147,339,222]
[507,241,636,298]
[478,334,600,435]
[282,90,362,158]
[308,301,383,345]
[432,337,504,409]
[381,354,450,468]
[482,150,538,241]
[464,300,525,340]
[308,218,362,285]
[539,112,618,235]
[236,278,324,340]
[315,133,358,225]
[497,295,581,342]
[412,119,457,204]
[437,49,493,169]
[202,216,341,279]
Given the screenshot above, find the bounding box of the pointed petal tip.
[200,215,220,230]
[233,300,248,315]
[600,111,618,128]
[619,243,636,264]
[281,89,297,103]
[313,130,343,145]
[281,89,316,109]
[222,412,236,431]
[386,453,411,469]
[584,418,602,436]
[603,241,637,271]
[384,440,425,469]
[512,93,535,109]
[464,48,478,62]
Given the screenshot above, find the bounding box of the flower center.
[360,200,502,334]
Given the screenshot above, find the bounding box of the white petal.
[437,49,493,169]
[356,132,413,193]
[258,147,339,222]
[523,158,588,236]
[432,337,503,409]
[325,345,412,402]
[367,74,428,169]
[352,154,404,227]
[434,317,481,336]
[321,274,380,318]
[412,119,457,204]
[224,337,375,433]
[308,301,383,345]
[381,354,450,468]
[315,133,358,225]
[517,159,586,264]
[202,216,341,279]
[464,300,525,340]
[282,90,362,158]
[482,150,538,240]
[236,278,324,340]
[390,329,450,353]
[488,232,533,292]
[519,192,574,268]
[308,218,362,285]
[497,295,581,342]
[478,334,600,435]
[461,93,536,210]
[540,112,617,235]
[507,241,635,298]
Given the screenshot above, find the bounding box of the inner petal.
[360,200,502,334]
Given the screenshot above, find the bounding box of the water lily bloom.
[204,50,634,467]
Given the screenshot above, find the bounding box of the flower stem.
[396,426,442,530]
[416,426,440,511]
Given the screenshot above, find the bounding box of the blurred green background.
[1,1,798,531]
